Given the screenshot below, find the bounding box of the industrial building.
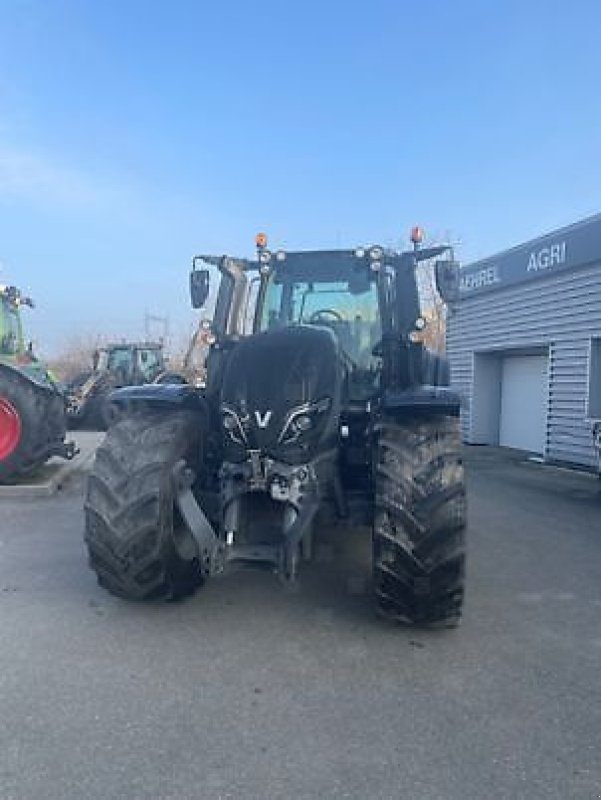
[447,214,601,470]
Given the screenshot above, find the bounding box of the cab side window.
[138,349,161,381]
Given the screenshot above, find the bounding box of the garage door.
[499,354,548,454]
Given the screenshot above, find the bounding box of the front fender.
[110,383,207,411]
[381,386,461,416]
[0,362,61,394]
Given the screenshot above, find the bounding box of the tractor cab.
[1,301,23,356]
[93,343,165,385]
[0,286,31,358]
[190,232,460,405]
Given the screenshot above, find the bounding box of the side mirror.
[190,269,210,309]
[435,260,461,304]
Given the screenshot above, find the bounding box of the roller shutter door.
[499,354,548,454]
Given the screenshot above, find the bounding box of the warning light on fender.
[256,232,268,249]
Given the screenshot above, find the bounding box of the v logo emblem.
[254,410,273,428]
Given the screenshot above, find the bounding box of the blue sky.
[1,0,601,354]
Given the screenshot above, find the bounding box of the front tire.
[373,415,466,627]
[84,411,204,600]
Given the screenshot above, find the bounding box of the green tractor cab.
[0,285,75,483]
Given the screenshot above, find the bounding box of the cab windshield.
[0,302,22,355]
[256,256,383,402]
[259,277,381,369]
[107,347,134,375]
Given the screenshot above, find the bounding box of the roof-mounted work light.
[255,232,268,249]
[410,226,424,247]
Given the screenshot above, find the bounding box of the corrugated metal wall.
[447,262,601,468]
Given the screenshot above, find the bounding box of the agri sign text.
[527,241,567,272]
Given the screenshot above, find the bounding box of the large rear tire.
[0,369,66,484]
[84,411,204,600]
[373,415,466,627]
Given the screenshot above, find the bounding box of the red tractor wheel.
[0,396,22,460]
[0,370,69,484]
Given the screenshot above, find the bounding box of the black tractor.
[84,231,466,626]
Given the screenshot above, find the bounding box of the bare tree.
[47,333,105,383]
[415,259,447,353]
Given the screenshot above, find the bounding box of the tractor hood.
[220,325,342,464]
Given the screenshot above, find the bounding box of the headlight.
[294,414,312,432]
[259,250,272,264]
[278,398,330,445]
[354,247,366,258]
[369,246,384,260]
[222,406,247,445]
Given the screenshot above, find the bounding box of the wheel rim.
[0,397,22,460]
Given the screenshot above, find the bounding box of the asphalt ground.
[0,432,102,499]
[0,447,600,800]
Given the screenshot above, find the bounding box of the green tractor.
[66,342,175,430]
[84,230,466,627]
[0,284,75,484]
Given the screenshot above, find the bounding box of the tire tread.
[84,411,203,600]
[373,416,466,626]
